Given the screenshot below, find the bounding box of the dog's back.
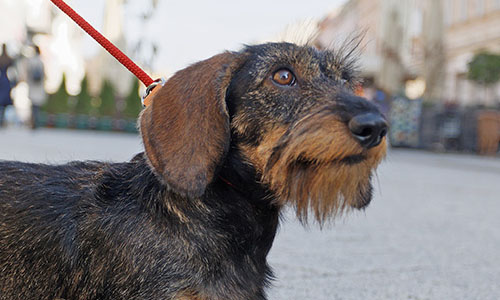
[0,160,107,298]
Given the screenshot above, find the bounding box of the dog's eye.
[272,69,295,86]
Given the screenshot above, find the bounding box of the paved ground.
[1,127,499,300]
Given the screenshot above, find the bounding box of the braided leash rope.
[49,0,155,88]
[48,0,249,192]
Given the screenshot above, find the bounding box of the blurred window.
[444,0,453,26]
[460,0,468,21]
[474,0,484,16]
[496,0,500,9]
[410,9,422,36]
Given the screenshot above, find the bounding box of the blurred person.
[26,46,47,129]
[373,88,391,117]
[0,44,14,127]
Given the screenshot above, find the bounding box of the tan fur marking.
[240,112,387,223]
[175,290,207,300]
[238,126,288,174]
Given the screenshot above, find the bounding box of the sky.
[0,0,347,95]
[72,0,347,74]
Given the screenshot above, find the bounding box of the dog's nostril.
[358,126,373,138]
[348,113,388,149]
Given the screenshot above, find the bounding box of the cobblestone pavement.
[1,127,499,300]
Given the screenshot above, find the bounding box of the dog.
[0,42,387,300]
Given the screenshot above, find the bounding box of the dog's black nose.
[348,113,388,149]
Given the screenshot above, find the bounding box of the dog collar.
[142,78,166,107]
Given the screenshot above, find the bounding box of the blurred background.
[0,0,499,299]
[0,0,499,154]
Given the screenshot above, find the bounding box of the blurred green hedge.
[40,75,143,133]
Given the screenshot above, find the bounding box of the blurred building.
[86,0,133,98]
[317,0,500,107]
[443,0,500,106]
[316,0,418,96]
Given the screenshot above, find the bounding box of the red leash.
[49,0,154,88]
[50,0,238,189]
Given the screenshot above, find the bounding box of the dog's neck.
[211,147,281,259]
[217,146,273,202]
[128,152,281,254]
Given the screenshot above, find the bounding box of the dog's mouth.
[261,138,385,222]
[294,153,367,167]
[337,154,366,165]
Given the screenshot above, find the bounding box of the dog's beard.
[265,157,376,223]
[259,111,387,224]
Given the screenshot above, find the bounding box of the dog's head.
[140,42,387,223]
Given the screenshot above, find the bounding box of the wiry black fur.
[0,154,278,300]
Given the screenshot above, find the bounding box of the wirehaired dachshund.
[0,42,387,300]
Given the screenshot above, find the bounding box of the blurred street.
[0,127,499,299]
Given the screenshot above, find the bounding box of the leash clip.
[142,78,166,107]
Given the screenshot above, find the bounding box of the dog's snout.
[348,113,388,149]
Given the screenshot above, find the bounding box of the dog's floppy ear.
[140,52,244,198]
